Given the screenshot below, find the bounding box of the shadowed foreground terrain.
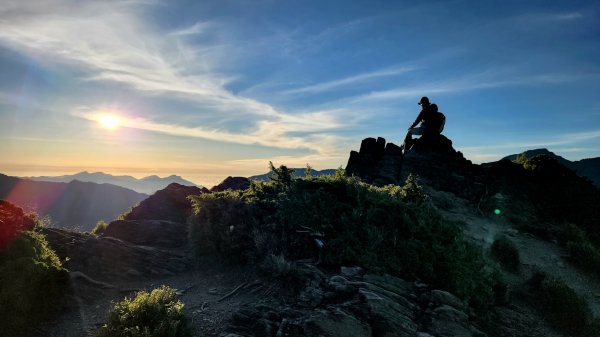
[1,134,600,337]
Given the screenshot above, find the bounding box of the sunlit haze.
[1,1,599,187]
[98,114,121,130]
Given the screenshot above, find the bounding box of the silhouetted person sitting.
[403,97,445,153]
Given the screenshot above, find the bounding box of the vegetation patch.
[530,272,596,336]
[490,235,520,271]
[0,228,68,336]
[189,167,499,308]
[92,220,108,236]
[96,285,191,337]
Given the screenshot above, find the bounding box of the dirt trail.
[427,187,600,316]
[41,261,278,337]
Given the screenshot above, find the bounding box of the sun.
[98,114,121,130]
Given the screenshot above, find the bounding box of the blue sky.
[0,0,599,186]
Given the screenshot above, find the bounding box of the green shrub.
[530,272,593,336]
[96,285,191,337]
[0,229,68,336]
[189,191,257,261]
[189,172,498,307]
[400,174,425,204]
[567,240,600,277]
[490,235,520,271]
[92,220,108,236]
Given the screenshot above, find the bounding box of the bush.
[96,285,191,337]
[567,240,600,277]
[189,172,499,307]
[530,272,594,336]
[92,220,108,236]
[490,235,520,271]
[0,200,35,250]
[0,229,68,336]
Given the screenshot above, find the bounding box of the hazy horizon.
[1,0,599,187]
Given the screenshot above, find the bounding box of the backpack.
[429,111,446,134]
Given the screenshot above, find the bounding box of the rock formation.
[223,266,487,337]
[345,137,403,186]
[42,227,189,282]
[346,135,484,201]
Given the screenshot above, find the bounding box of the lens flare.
[494,209,501,215]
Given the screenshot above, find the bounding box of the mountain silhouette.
[0,173,147,231]
[503,148,600,187]
[26,171,199,194]
[249,168,336,181]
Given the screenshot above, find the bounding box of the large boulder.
[345,137,403,185]
[400,134,485,201]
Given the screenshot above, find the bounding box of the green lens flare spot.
[494,209,501,215]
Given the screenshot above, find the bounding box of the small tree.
[269,161,294,188]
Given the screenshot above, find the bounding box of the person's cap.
[418,96,430,105]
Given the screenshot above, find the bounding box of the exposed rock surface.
[42,227,190,282]
[211,176,251,192]
[224,266,487,337]
[345,137,403,185]
[123,183,205,223]
[346,136,484,200]
[101,219,188,248]
[400,135,484,201]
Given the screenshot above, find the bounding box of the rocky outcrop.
[42,227,190,282]
[345,136,484,201]
[400,135,484,201]
[101,219,188,248]
[224,266,486,337]
[211,176,251,192]
[123,183,205,223]
[345,137,403,185]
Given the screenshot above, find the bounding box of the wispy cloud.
[72,107,345,155]
[0,0,351,158]
[283,66,415,95]
[169,21,213,37]
[350,70,599,103]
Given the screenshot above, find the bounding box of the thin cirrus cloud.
[72,107,345,155]
[348,70,599,103]
[0,0,349,156]
[282,66,417,95]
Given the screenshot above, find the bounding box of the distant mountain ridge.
[26,171,199,194]
[503,148,600,187]
[249,168,336,181]
[0,173,147,231]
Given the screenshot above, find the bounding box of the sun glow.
[98,114,121,129]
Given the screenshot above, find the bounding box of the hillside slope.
[27,171,199,194]
[0,173,147,231]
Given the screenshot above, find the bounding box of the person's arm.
[409,109,425,129]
